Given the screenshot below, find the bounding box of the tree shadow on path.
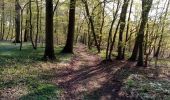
[39,44,158,100]
[51,59,146,100]
[84,61,138,100]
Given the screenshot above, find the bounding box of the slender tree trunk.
[117,0,130,60]
[109,20,120,60]
[14,0,21,43]
[1,0,5,40]
[29,0,36,49]
[24,7,29,42]
[99,0,106,49]
[105,0,120,60]
[11,19,15,41]
[6,11,12,40]
[35,0,40,49]
[122,0,133,59]
[154,0,170,58]
[20,9,24,51]
[82,0,100,53]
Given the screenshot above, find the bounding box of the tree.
[105,0,120,60]
[129,0,153,66]
[14,0,21,43]
[82,0,101,53]
[122,0,133,59]
[43,0,56,60]
[0,0,5,40]
[62,0,76,53]
[137,0,153,66]
[24,7,29,42]
[117,0,130,60]
[154,0,170,68]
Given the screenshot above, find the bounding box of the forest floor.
[0,42,170,100]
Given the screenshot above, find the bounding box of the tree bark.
[14,0,21,43]
[117,0,130,60]
[82,0,100,53]
[43,0,56,60]
[122,0,133,59]
[137,0,153,66]
[62,0,76,53]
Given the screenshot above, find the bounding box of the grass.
[0,41,72,99]
[20,83,61,100]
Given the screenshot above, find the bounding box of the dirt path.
[51,44,137,100]
[53,44,103,99]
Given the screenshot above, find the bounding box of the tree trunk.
[34,0,40,49]
[137,0,153,66]
[117,0,130,60]
[122,0,133,59]
[14,0,21,43]
[43,0,56,60]
[24,7,29,42]
[62,0,76,53]
[105,0,120,60]
[1,0,5,40]
[82,0,100,53]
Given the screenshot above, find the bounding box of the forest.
[0,0,170,100]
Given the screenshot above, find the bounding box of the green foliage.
[126,79,135,88]
[19,83,61,100]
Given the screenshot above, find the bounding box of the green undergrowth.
[0,42,72,99]
[19,81,62,100]
[123,74,170,100]
[150,58,170,67]
[89,47,131,60]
